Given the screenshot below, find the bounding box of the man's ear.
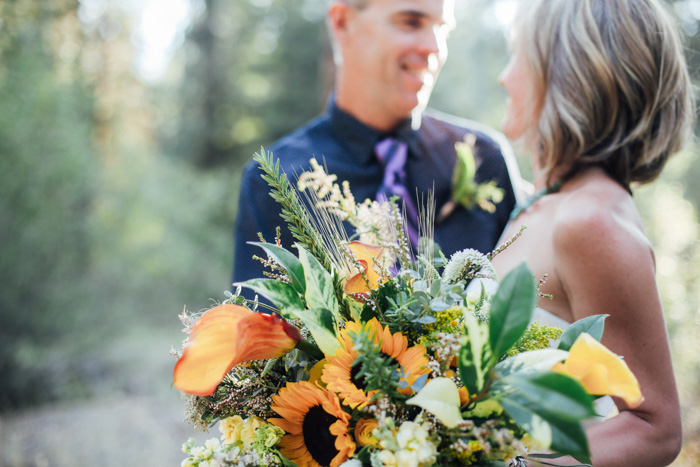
[327,1,352,43]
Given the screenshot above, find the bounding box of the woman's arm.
[553,203,682,467]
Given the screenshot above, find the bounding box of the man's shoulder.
[421,108,511,155]
[243,112,333,177]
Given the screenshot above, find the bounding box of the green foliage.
[457,264,596,460]
[488,263,537,361]
[557,315,607,351]
[254,149,330,273]
[248,241,306,294]
[234,278,305,317]
[459,313,493,396]
[349,327,402,399]
[451,138,505,213]
[297,245,339,319]
[253,149,349,316]
[505,322,563,358]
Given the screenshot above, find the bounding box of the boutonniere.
[437,135,505,223]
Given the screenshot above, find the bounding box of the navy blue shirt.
[232,101,517,293]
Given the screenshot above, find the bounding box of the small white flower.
[377,449,397,465]
[339,460,363,467]
[395,449,419,467]
[443,248,497,284]
[204,438,221,451]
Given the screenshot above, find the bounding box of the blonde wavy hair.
[514,0,695,189]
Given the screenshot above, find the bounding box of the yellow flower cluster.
[220,415,265,447]
[505,321,563,358]
[419,306,465,348]
[219,415,284,450]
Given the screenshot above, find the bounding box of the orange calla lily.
[344,241,385,295]
[173,304,303,396]
[552,333,644,408]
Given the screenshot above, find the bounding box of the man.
[232,0,521,291]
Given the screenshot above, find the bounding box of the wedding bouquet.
[172,149,643,467]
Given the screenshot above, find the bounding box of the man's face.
[333,0,455,130]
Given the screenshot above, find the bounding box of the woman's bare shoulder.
[551,174,652,262]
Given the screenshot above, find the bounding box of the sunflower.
[269,381,355,467]
[321,318,429,409]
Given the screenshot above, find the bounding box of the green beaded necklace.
[509,180,563,221]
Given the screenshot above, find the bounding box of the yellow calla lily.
[173,304,303,396]
[552,333,644,408]
[406,377,463,428]
[344,241,386,295]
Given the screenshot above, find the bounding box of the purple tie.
[375,138,419,247]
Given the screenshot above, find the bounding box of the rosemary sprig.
[254,148,331,270]
[253,148,349,317]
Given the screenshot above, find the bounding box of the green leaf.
[297,245,339,320]
[277,452,297,467]
[459,313,493,395]
[452,140,477,204]
[498,372,597,422]
[294,307,340,356]
[558,314,608,351]
[528,452,593,466]
[233,278,304,318]
[494,349,569,379]
[248,241,306,294]
[500,395,590,457]
[406,377,463,428]
[489,262,537,360]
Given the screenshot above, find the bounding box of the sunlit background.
[1,0,698,465]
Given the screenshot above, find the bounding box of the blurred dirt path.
[0,392,208,467]
[0,328,212,467]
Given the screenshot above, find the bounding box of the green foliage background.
[0,0,698,465]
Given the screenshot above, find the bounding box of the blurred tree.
[431,0,512,129]
[0,0,98,410]
[163,0,331,168]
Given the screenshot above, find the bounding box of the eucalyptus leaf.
[297,245,339,319]
[429,300,450,312]
[294,307,340,356]
[413,315,438,324]
[410,373,429,392]
[558,314,608,351]
[489,262,536,360]
[233,278,304,318]
[430,278,442,297]
[248,241,306,294]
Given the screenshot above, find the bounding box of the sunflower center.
[350,356,399,391]
[302,405,340,466]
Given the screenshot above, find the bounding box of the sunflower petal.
[173,304,302,396]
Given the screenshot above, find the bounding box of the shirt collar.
[327,98,420,165]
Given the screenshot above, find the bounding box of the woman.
[492,0,694,465]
